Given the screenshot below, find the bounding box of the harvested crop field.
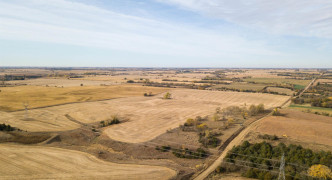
[0,84,169,111]
[288,104,332,114]
[266,87,293,95]
[243,78,311,86]
[213,83,266,91]
[0,89,289,142]
[7,78,117,87]
[252,109,332,149]
[0,144,176,180]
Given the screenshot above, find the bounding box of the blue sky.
[0,0,331,68]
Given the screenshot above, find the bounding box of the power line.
[220,161,311,179]
[278,152,285,180]
[224,158,279,170]
[146,141,312,179]
[147,140,312,170]
[145,141,312,179]
[227,151,310,169]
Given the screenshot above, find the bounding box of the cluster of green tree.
[180,116,221,147]
[309,82,332,96]
[292,97,332,108]
[311,111,332,117]
[199,130,220,148]
[272,108,282,116]
[202,76,225,80]
[217,141,332,180]
[211,104,265,131]
[261,89,288,96]
[180,116,208,132]
[163,92,172,99]
[144,81,187,88]
[68,75,84,78]
[258,134,279,141]
[2,74,43,81]
[172,147,208,159]
[293,83,332,108]
[225,104,265,117]
[175,70,192,73]
[216,86,289,96]
[0,123,16,131]
[193,80,230,84]
[155,145,171,152]
[216,87,259,93]
[321,74,332,79]
[311,99,332,108]
[162,79,178,81]
[126,80,135,83]
[100,116,120,127]
[143,92,153,96]
[276,72,318,80]
[155,145,208,159]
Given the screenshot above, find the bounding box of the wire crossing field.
[0,144,176,180]
[0,85,169,111]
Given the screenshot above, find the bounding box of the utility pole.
[278,152,286,180]
[23,102,29,120]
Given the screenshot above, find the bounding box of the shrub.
[258,134,279,141]
[100,115,120,127]
[163,92,172,99]
[184,118,195,126]
[257,103,265,113]
[272,108,281,116]
[196,123,207,131]
[172,147,208,159]
[308,164,332,179]
[0,123,15,131]
[199,130,221,147]
[155,145,171,152]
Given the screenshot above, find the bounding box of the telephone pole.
[278,153,285,180]
[23,102,29,119]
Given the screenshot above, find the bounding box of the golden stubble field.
[0,89,289,143]
[0,84,169,111]
[251,109,332,150]
[0,144,176,180]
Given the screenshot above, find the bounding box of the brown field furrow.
[0,144,176,180]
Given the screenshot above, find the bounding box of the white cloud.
[0,0,281,58]
[157,0,332,38]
